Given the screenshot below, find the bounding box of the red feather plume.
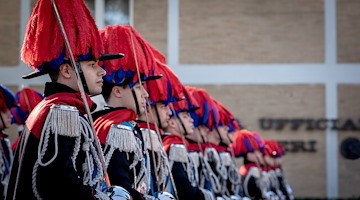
[16,88,43,113]
[99,25,157,78]
[232,129,265,157]
[145,60,184,104]
[212,98,238,130]
[21,0,103,69]
[11,88,44,125]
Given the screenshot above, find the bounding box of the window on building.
[85,0,130,28]
[105,0,129,25]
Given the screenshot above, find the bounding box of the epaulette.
[267,170,280,191]
[247,166,261,179]
[204,147,228,180]
[106,122,139,152]
[189,151,201,168]
[44,104,81,137]
[243,166,261,198]
[219,152,232,167]
[204,147,220,163]
[168,144,188,163]
[275,168,282,176]
[36,104,106,195]
[140,128,162,151]
[199,188,215,200]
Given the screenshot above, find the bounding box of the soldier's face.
[188,125,208,143]
[0,109,12,129]
[198,125,209,137]
[178,111,194,135]
[218,125,232,145]
[128,83,149,114]
[198,125,209,142]
[247,150,264,165]
[81,60,106,95]
[153,103,171,129]
[264,155,273,166]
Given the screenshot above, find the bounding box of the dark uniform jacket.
[162,133,205,200]
[239,160,263,200]
[0,131,12,199]
[136,121,170,196]
[93,107,149,200]
[6,82,102,200]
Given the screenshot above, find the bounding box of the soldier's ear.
[112,86,122,98]
[168,118,177,128]
[58,63,73,79]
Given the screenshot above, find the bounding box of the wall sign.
[259,118,360,131]
[278,140,317,152]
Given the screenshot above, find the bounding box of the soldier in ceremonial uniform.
[5,0,123,199]
[264,140,293,200]
[93,25,172,200]
[199,96,241,200]
[162,87,214,200]
[0,85,16,199]
[10,87,44,151]
[233,129,270,200]
[212,99,242,200]
[263,140,285,200]
[184,86,220,199]
[137,59,184,196]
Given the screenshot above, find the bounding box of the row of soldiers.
[0,0,293,199]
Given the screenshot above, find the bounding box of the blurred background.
[0,0,359,198]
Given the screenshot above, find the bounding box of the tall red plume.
[182,85,200,110]
[21,0,103,69]
[211,98,238,130]
[170,85,199,115]
[0,85,16,112]
[171,98,187,113]
[264,140,285,157]
[264,140,277,157]
[99,25,157,81]
[163,64,184,101]
[231,129,265,157]
[197,88,218,129]
[183,86,221,130]
[11,88,44,125]
[185,86,202,113]
[145,60,184,104]
[16,88,43,113]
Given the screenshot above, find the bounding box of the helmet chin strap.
[227,133,233,144]
[75,62,90,95]
[215,127,228,147]
[0,113,7,129]
[131,87,141,115]
[175,113,188,136]
[168,104,188,136]
[195,127,206,143]
[154,105,163,129]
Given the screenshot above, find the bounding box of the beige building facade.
[1,0,359,198]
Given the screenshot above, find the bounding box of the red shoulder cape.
[162,133,189,152]
[187,142,204,153]
[239,163,259,177]
[94,109,137,144]
[25,92,95,139]
[137,121,156,130]
[202,142,229,153]
[137,121,164,135]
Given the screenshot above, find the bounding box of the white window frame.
[94,0,134,29]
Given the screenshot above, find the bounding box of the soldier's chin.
[90,88,102,96]
[140,107,146,115]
